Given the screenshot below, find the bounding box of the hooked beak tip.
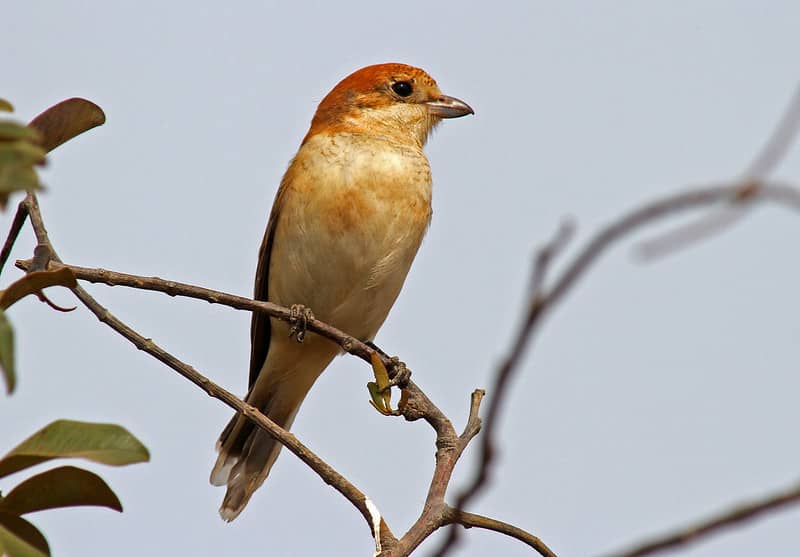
[425,95,474,119]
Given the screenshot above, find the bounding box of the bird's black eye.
[391,81,413,97]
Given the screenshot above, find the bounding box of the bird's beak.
[425,95,474,119]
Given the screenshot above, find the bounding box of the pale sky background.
[2,2,799,556]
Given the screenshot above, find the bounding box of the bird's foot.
[387,357,411,388]
[365,342,412,388]
[288,304,314,343]
[366,350,411,416]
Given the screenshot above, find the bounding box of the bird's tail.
[209,379,308,522]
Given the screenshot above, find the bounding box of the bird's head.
[304,63,473,148]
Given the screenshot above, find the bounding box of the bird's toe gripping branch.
[288,304,314,342]
[387,357,411,389]
[364,342,412,388]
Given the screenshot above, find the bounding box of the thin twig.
[14,259,374,362]
[445,507,558,557]
[0,202,29,277]
[634,204,747,260]
[387,390,490,556]
[460,389,485,442]
[530,218,575,298]
[637,84,800,259]
[608,480,800,557]
[433,180,800,557]
[743,84,800,179]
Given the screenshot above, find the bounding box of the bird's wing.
[248,178,291,388]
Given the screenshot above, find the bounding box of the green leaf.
[0,142,46,167]
[27,98,105,154]
[0,310,14,394]
[0,421,149,479]
[0,167,40,194]
[0,100,13,113]
[0,512,49,557]
[367,353,395,416]
[0,268,78,310]
[367,381,387,415]
[0,466,122,514]
[0,123,39,143]
[0,120,45,209]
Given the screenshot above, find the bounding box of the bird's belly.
[268,151,431,340]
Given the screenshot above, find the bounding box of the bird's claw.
[387,357,411,388]
[367,353,411,416]
[288,304,314,343]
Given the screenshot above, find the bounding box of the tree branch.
[742,84,800,179]
[607,479,800,557]
[637,84,800,259]
[0,202,28,276]
[444,507,558,557]
[13,258,376,364]
[433,180,800,557]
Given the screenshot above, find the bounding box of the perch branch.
[608,479,800,557]
[18,192,397,549]
[14,192,547,557]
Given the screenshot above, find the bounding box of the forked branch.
[9,191,546,557]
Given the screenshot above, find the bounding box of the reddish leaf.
[27,99,105,153]
[0,268,77,310]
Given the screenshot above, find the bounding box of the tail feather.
[209,414,240,486]
[210,378,311,522]
[212,338,338,521]
[218,425,288,521]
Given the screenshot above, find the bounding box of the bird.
[210,62,473,521]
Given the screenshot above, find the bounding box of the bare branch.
[379,392,490,556]
[460,389,485,442]
[434,180,800,557]
[14,258,375,363]
[0,201,29,276]
[529,218,575,299]
[637,84,800,259]
[444,507,558,557]
[608,479,800,557]
[743,84,800,179]
[634,203,747,260]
